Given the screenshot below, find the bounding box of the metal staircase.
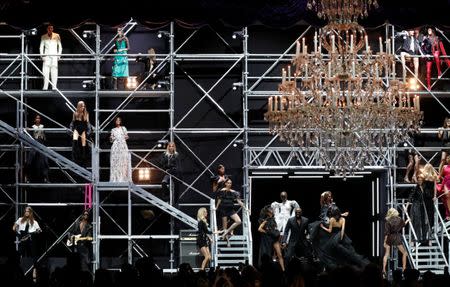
[399,200,449,274]
[0,119,92,181]
[213,208,252,268]
[97,182,198,229]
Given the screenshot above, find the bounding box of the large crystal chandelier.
[264,0,423,174]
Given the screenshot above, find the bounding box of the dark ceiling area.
[2,0,450,29]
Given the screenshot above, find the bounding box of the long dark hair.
[20,207,35,225]
[328,205,341,221]
[258,205,272,224]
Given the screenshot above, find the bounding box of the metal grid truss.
[1,20,450,274]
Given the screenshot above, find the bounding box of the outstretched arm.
[258,221,267,233]
[340,218,346,240]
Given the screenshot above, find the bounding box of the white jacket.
[40,33,62,65]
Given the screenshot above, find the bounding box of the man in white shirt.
[39,24,62,90]
[271,191,300,235]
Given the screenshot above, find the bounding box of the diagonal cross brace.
[130,183,197,229]
[0,120,92,181]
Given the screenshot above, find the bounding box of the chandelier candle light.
[264,0,422,174]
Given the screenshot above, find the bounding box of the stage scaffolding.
[0,20,449,274]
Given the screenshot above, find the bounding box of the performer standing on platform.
[439,155,450,220]
[421,27,450,90]
[438,117,450,173]
[12,207,41,260]
[421,164,438,231]
[39,23,62,90]
[407,174,430,243]
[281,207,311,263]
[258,205,285,271]
[136,48,157,90]
[270,191,300,235]
[211,164,230,194]
[110,116,131,182]
[383,208,409,277]
[159,142,180,194]
[70,101,90,166]
[67,210,92,272]
[196,207,212,270]
[397,29,422,83]
[26,114,49,182]
[216,179,249,244]
[112,27,130,90]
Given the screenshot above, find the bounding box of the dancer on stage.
[383,208,409,277]
[422,26,450,90]
[270,191,300,235]
[318,191,348,226]
[196,207,212,270]
[281,207,311,263]
[216,179,249,244]
[407,174,431,243]
[159,142,180,193]
[438,117,450,173]
[258,205,285,271]
[421,164,438,230]
[211,164,230,193]
[319,206,369,270]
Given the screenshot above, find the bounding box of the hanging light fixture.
[264,0,422,174]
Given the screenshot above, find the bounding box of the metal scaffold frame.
[0,20,449,274]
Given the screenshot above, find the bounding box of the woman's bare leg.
[199,246,211,270]
[382,244,390,274]
[397,244,408,271]
[274,241,285,271]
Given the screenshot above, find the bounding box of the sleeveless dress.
[112,38,129,78]
[316,225,369,270]
[110,126,131,182]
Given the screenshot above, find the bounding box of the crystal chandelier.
[264,0,423,174]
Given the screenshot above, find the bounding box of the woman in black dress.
[26,114,49,182]
[70,101,90,165]
[196,207,212,270]
[215,179,249,244]
[382,208,409,275]
[258,205,285,271]
[422,164,438,231]
[319,206,368,270]
[407,174,430,243]
[159,142,180,193]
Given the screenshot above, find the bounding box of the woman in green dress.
[112,27,130,89]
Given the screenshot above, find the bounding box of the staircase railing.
[434,201,450,266]
[399,200,419,269]
[243,208,252,265]
[210,198,218,267]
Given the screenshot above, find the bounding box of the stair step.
[415,258,446,262]
[217,247,248,251]
[414,252,444,256]
[416,265,447,269]
[217,253,250,258]
[216,259,247,264]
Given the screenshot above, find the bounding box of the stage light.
[156,80,169,89]
[138,168,151,181]
[126,76,138,89]
[82,80,94,90]
[157,139,168,148]
[82,30,95,39]
[157,31,170,38]
[232,82,243,90]
[232,31,244,39]
[408,78,419,91]
[24,28,37,36]
[233,139,243,147]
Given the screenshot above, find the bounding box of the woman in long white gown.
[110,117,131,182]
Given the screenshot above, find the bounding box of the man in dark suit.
[281,207,311,263]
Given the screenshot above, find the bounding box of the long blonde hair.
[197,207,208,225]
[385,208,399,220]
[73,101,89,122]
[421,163,438,182]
